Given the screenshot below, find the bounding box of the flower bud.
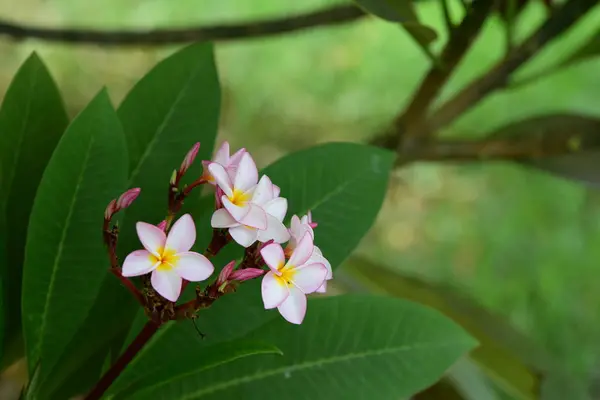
[216,260,236,286]
[104,199,117,220]
[179,142,200,175]
[156,220,167,232]
[230,268,265,282]
[116,188,141,210]
[170,170,177,186]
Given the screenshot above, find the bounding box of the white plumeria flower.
[210,157,289,247]
[260,233,327,324]
[122,214,214,302]
[202,141,246,185]
[286,213,332,293]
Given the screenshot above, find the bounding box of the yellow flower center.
[149,247,179,271]
[229,188,250,206]
[274,262,296,286]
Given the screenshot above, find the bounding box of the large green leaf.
[125,295,476,399]
[0,53,68,354]
[108,333,281,398]
[21,90,128,384]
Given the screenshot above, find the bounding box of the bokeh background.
[1,0,600,397]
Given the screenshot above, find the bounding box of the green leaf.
[488,114,600,187]
[108,333,281,398]
[21,89,128,385]
[0,53,68,354]
[126,295,477,400]
[20,362,42,400]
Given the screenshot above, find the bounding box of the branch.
[371,0,495,150]
[0,5,365,46]
[426,0,598,134]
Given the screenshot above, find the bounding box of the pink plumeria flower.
[202,141,246,185]
[286,213,332,293]
[211,175,290,247]
[260,233,327,324]
[122,214,214,302]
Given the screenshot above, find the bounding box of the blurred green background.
[2,0,600,396]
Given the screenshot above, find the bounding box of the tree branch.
[371,0,495,150]
[0,5,365,46]
[426,0,598,134]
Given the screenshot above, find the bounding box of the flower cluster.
[111,141,331,325]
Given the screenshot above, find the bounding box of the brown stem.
[427,0,598,134]
[0,5,364,46]
[372,0,495,150]
[110,268,145,306]
[84,321,161,400]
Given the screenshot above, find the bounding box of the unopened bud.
[216,260,236,286]
[156,220,167,232]
[104,199,117,220]
[116,188,141,210]
[215,187,225,209]
[179,142,200,175]
[230,268,265,282]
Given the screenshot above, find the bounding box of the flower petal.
[211,208,239,228]
[229,225,259,248]
[291,263,327,294]
[229,147,246,166]
[251,175,274,206]
[316,280,327,293]
[239,204,267,230]
[258,214,290,244]
[213,141,230,165]
[312,246,332,279]
[264,197,288,222]
[262,271,289,309]
[136,222,166,256]
[165,214,196,253]
[277,286,307,325]
[222,197,251,222]
[272,184,281,198]
[287,232,313,267]
[234,153,258,191]
[208,163,233,197]
[151,268,182,302]
[173,252,214,282]
[260,243,285,273]
[122,250,157,277]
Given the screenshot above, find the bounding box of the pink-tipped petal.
[272,184,281,198]
[122,250,158,277]
[211,208,239,228]
[222,197,251,223]
[208,163,234,197]
[260,243,285,273]
[288,232,314,267]
[173,252,214,282]
[239,204,267,230]
[263,197,288,222]
[217,260,237,285]
[229,225,259,248]
[291,263,327,294]
[234,153,259,191]
[251,175,274,206]
[312,246,332,279]
[262,271,289,309]
[213,141,230,165]
[151,269,183,302]
[230,268,265,282]
[165,214,196,253]
[277,286,307,325]
[258,215,290,244]
[316,280,327,293]
[136,222,167,257]
[229,147,246,166]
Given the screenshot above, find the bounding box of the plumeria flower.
[202,141,246,185]
[212,174,290,247]
[260,233,327,324]
[122,214,214,302]
[286,213,332,293]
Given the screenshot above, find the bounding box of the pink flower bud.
[216,260,236,286]
[156,220,167,232]
[179,142,200,175]
[116,188,141,210]
[215,187,225,209]
[104,199,117,220]
[230,268,265,282]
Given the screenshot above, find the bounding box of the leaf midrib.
[35,137,95,365]
[180,340,469,399]
[126,63,201,186]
